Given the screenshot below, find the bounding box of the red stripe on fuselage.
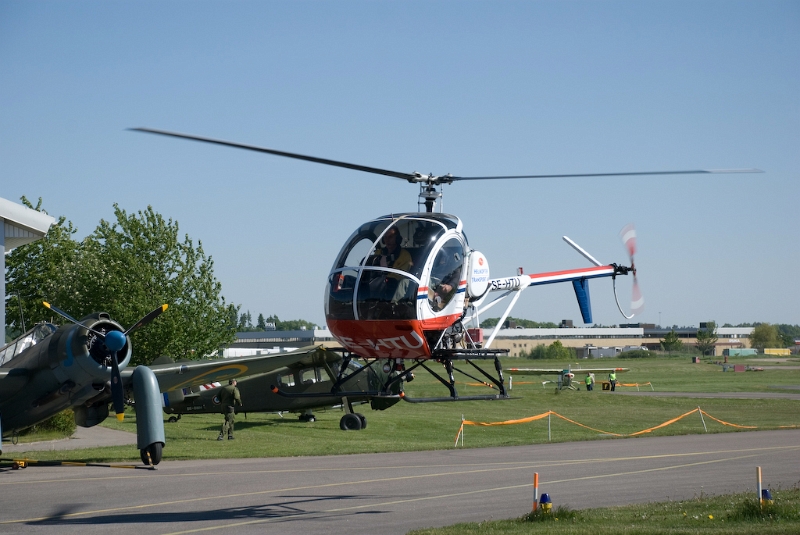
[327,315,461,359]
[528,265,612,281]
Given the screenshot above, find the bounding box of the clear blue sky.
[2,1,798,328]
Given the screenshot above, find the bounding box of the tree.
[257,313,267,331]
[263,314,316,331]
[521,341,574,360]
[5,197,82,338]
[749,323,780,352]
[660,329,683,353]
[545,340,575,360]
[695,321,718,357]
[777,324,800,347]
[6,201,237,365]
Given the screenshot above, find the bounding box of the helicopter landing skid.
[270,347,510,405]
[413,349,510,401]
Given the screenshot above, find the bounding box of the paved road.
[1,429,798,535]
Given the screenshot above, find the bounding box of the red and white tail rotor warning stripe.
[620,223,644,315]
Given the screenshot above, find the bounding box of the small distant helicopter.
[132,128,759,407]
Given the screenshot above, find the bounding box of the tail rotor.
[614,224,644,318]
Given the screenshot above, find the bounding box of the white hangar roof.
[1,197,56,252]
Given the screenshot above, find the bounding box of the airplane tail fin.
[572,278,592,324]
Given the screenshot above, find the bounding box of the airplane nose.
[105,330,126,352]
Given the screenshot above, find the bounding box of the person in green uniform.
[217,379,242,440]
[608,371,617,392]
[584,373,593,391]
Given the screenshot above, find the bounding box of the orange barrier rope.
[463,412,552,427]
[456,407,781,445]
[549,411,623,436]
[699,409,758,429]
[628,408,701,436]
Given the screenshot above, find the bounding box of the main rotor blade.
[130,128,415,181]
[124,304,168,336]
[449,169,763,180]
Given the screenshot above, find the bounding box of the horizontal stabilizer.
[572,278,592,324]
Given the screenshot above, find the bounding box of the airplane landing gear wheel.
[340,413,362,431]
[355,413,367,430]
[168,416,179,423]
[140,442,163,465]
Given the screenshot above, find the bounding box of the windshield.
[0,323,57,366]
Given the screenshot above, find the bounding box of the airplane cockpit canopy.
[326,213,466,322]
[0,322,57,366]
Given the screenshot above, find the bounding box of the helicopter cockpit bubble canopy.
[325,213,469,358]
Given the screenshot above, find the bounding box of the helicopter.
[131,127,759,406]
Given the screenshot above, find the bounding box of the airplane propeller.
[42,303,168,421]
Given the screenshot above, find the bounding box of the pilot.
[376,227,412,273]
[218,379,242,440]
[374,227,413,303]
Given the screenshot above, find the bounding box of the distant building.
[226,323,754,358]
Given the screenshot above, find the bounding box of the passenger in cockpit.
[429,248,461,311]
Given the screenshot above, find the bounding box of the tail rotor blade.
[631,277,645,314]
[620,224,637,258]
[124,304,169,336]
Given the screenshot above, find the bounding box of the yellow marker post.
[757,466,763,509]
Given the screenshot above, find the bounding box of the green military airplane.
[160,349,400,431]
[0,303,347,465]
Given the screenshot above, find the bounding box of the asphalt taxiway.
[1,429,799,534]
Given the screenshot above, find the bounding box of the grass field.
[408,488,800,535]
[10,354,800,463]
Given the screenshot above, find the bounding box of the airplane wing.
[121,346,340,393]
[508,367,628,375]
[0,368,30,403]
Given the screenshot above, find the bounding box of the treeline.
[481,317,559,329]
[234,311,317,332]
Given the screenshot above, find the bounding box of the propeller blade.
[109,352,126,421]
[124,304,169,336]
[620,224,637,258]
[42,302,107,338]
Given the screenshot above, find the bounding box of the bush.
[619,349,651,359]
[19,409,76,436]
[522,341,575,360]
[523,344,547,359]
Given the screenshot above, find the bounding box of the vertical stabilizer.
[572,278,592,324]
